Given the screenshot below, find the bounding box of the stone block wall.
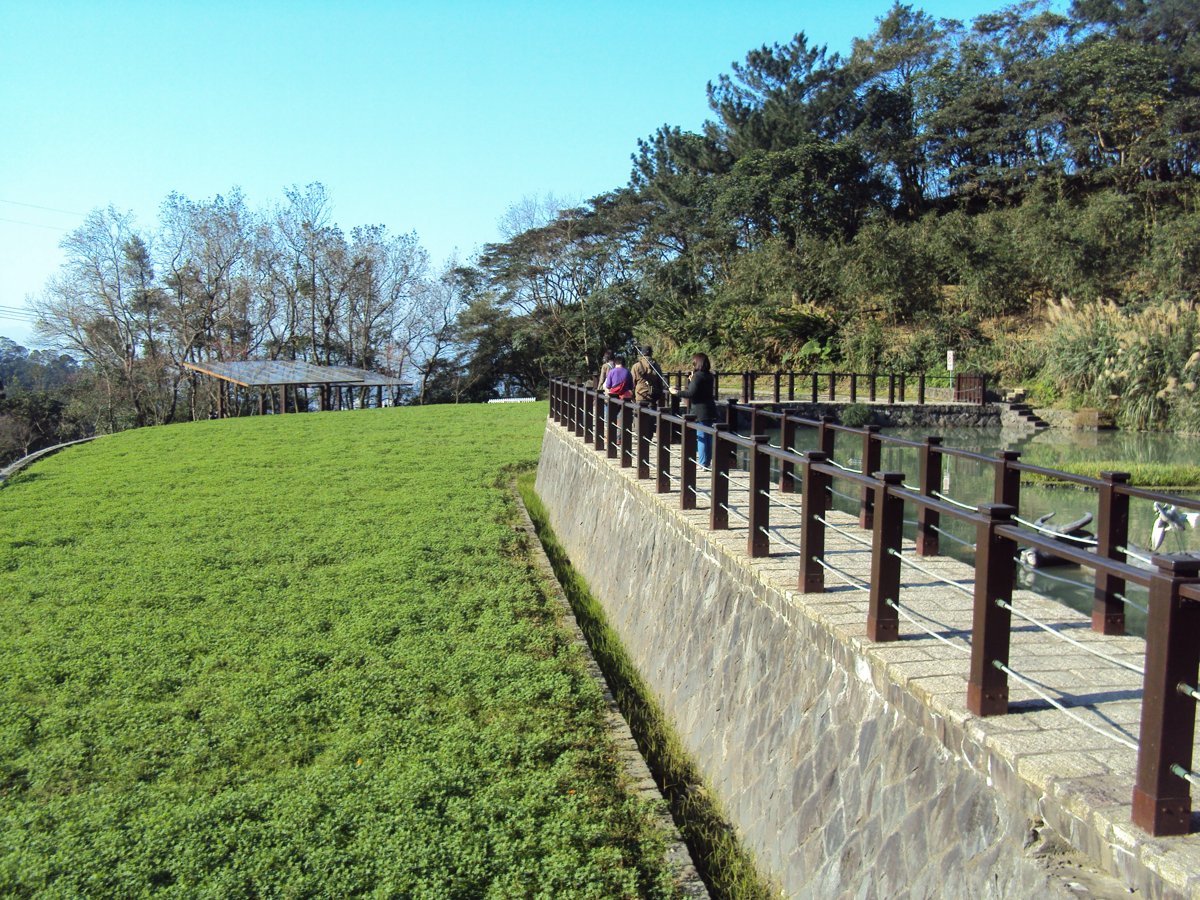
[761,402,1002,429]
[535,425,1131,898]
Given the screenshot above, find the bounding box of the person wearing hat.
[631,345,665,408]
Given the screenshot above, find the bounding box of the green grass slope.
[0,404,677,899]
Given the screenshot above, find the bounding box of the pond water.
[757,425,1200,637]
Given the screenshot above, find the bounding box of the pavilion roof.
[181,360,408,387]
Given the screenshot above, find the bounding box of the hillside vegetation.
[0,404,681,898]
[15,0,1200,456]
[468,0,1200,431]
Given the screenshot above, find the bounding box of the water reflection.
[745,424,1200,638]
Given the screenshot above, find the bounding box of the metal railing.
[548,376,1200,838]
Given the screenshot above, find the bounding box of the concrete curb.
[0,435,101,485]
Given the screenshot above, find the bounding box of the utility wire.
[0,198,87,216]
[0,216,70,232]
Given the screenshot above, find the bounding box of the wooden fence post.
[710,425,734,531]
[799,451,830,593]
[725,400,739,431]
[859,425,882,529]
[1133,555,1200,836]
[993,450,1021,508]
[636,403,652,479]
[594,391,605,451]
[606,397,619,459]
[583,384,594,443]
[680,416,697,511]
[968,504,1017,717]
[655,409,671,494]
[1093,471,1131,635]
[779,415,798,493]
[748,435,771,558]
[868,472,905,642]
[620,401,635,468]
[916,436,944,556]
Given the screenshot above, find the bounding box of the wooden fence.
[548,375,1200,837]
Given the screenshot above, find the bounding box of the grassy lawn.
[0,404,678,899]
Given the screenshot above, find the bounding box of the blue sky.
[2,0,1026,345]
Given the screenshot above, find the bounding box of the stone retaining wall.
[535,424,1130,898]
[760,402,1002,429]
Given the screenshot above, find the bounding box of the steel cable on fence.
[1117,545,1153,566]
[827,459,862,475]
[932,490,975,512]
[1113,592,1148,614]
[828,486,859,504]
[1013,554,1151,617]
[931,525,976,550]
[884,548,975,598]
[721,503,750,524]
[763,490,803,518]
[813,515,872,548]
[993,599,1145,676]
[883,599,971,654]
[991,661,1138,751]
[810,556,871,593]
[1170,686,1200,785]
[760,525,802,554]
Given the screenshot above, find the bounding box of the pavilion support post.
[280,384,288,414]
[258,390,265,416]
[377,386,383,408]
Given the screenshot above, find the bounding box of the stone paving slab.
[589,430,1200,896]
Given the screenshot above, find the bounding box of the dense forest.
[5,0,1199,463]
[471,0,1200,431]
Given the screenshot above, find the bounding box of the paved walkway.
[594,430,1200,895]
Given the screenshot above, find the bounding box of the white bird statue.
[1150,502,1200,551]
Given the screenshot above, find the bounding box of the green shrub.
[839,403,875,427]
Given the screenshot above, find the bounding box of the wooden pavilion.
[181,360,411,417]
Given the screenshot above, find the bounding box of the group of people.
[594,346,717,467]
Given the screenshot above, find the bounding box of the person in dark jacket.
[670,352,716,466]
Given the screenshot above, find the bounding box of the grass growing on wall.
[0,404,682,899]
[518,473,777,900]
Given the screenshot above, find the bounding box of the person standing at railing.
[605,354,634,448]
[631,345,665,438]
[595,349,615,390]
[670,352,716,467]
[604,355,633,400]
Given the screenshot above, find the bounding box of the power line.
[0,216,69,232]
[0,198,86,217]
